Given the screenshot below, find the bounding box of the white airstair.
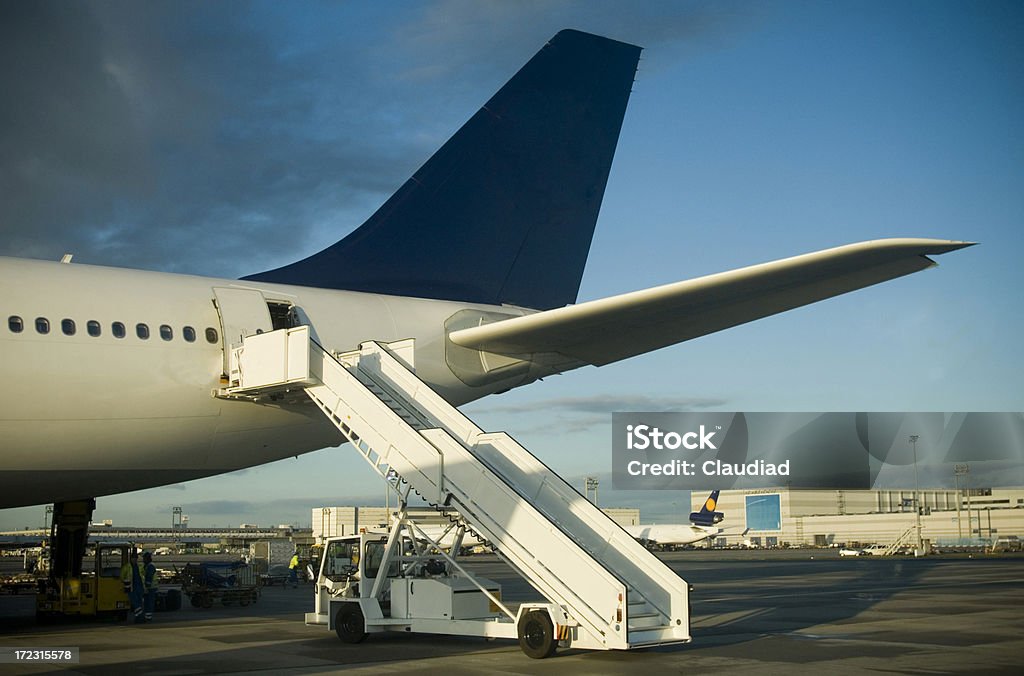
[219,326,690,651]
[883,526,918,556]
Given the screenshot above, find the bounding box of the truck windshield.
[99,547,125,578]
[323,540,359,580]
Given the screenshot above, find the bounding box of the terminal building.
[699,487,1024,548]
[310,491,1024,551]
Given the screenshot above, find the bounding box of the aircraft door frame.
[212,287,274,375]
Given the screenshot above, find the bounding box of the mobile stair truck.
[218,325,692,658]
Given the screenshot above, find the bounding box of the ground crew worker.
[142,551,157,622]
[288,549,300,588]
[120,551,145,623]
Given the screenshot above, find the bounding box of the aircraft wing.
[448,238,974,366]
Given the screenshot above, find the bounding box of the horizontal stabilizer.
[448,238,975,366]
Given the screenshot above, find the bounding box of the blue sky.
[1,1,1021,530]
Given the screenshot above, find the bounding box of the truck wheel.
[189,594,202,608]
[335,604,368,644]
[518,610,557,659]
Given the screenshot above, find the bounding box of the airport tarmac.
[1,550,1022,674]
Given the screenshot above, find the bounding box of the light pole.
[585,477,599,506]
[954,464,969,541]
[172,506,183,550]
[910,435,922,554]
[962,464,972,539]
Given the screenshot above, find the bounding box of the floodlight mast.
[954,464,969,541]
[910,435,923,555]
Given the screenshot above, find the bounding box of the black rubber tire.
[189,594,202,608]
[517,610,557,659]
[334,603,368,644]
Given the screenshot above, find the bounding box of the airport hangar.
[701,487,1024,548]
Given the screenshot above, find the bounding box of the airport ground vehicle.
[309,518,572,659]
[234,330,692,658]
[36,541,181,619]
[178,561,259,608]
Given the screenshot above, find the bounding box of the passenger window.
[205,327,218,344]
[87,320,101,337]
[112,322,126,339]
[183,326,196,343]
[35,317,50,334]
[62,318,76,336]
[8,316,23,333]
[160,325,173,341]
[136,323,150,340]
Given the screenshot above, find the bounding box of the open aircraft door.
[212,287,274,375]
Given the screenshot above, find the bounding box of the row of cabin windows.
[7,315,218,344]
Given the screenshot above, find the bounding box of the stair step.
[628,625,685,646]
[628,615,667,631]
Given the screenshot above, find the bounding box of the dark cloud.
[0,1,431,276]
[0,1,748,279]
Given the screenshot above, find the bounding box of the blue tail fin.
[244,30,641,310]
[689,490,724,527]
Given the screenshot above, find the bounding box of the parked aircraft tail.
[244,30,642,311]
[689,490,724,527]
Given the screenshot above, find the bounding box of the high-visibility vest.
[121,562,143,589]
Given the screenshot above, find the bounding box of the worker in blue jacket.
[288,549,302,588]
[142,551,157,622]
[120,551,145,623]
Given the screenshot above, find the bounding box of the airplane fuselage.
[625,523,719,547]
[0,256,546,508]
